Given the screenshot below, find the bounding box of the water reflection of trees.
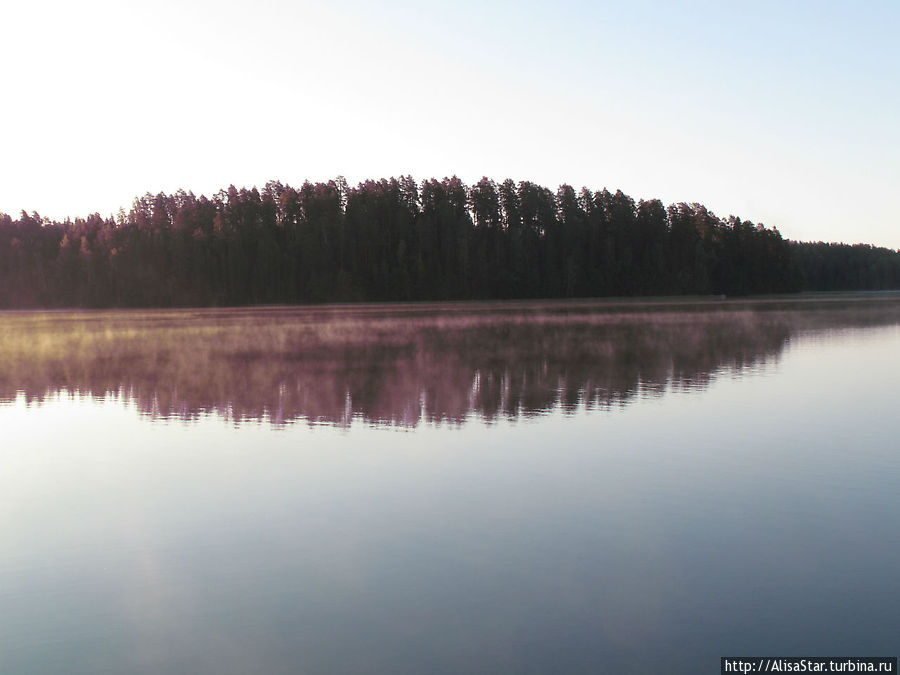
[1,298,898,427]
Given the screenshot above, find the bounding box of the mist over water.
[1,296,899,674]
[2,296,898,426]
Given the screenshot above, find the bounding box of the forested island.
[2,176,899,308]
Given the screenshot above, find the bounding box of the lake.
[1,296,899,673]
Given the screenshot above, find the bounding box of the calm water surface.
[1,297,899,673]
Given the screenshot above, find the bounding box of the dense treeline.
[790,241,900,292]
[1,176,896,308]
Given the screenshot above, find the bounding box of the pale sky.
[2,0,898,248]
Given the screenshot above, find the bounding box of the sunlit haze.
[2,0,898,249]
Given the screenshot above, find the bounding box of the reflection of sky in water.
[1,307,899,674]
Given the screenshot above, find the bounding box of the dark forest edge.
[2,176,899,308]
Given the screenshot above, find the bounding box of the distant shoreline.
[3,290,900,316]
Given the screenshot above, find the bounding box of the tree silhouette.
[2,175,897,309]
